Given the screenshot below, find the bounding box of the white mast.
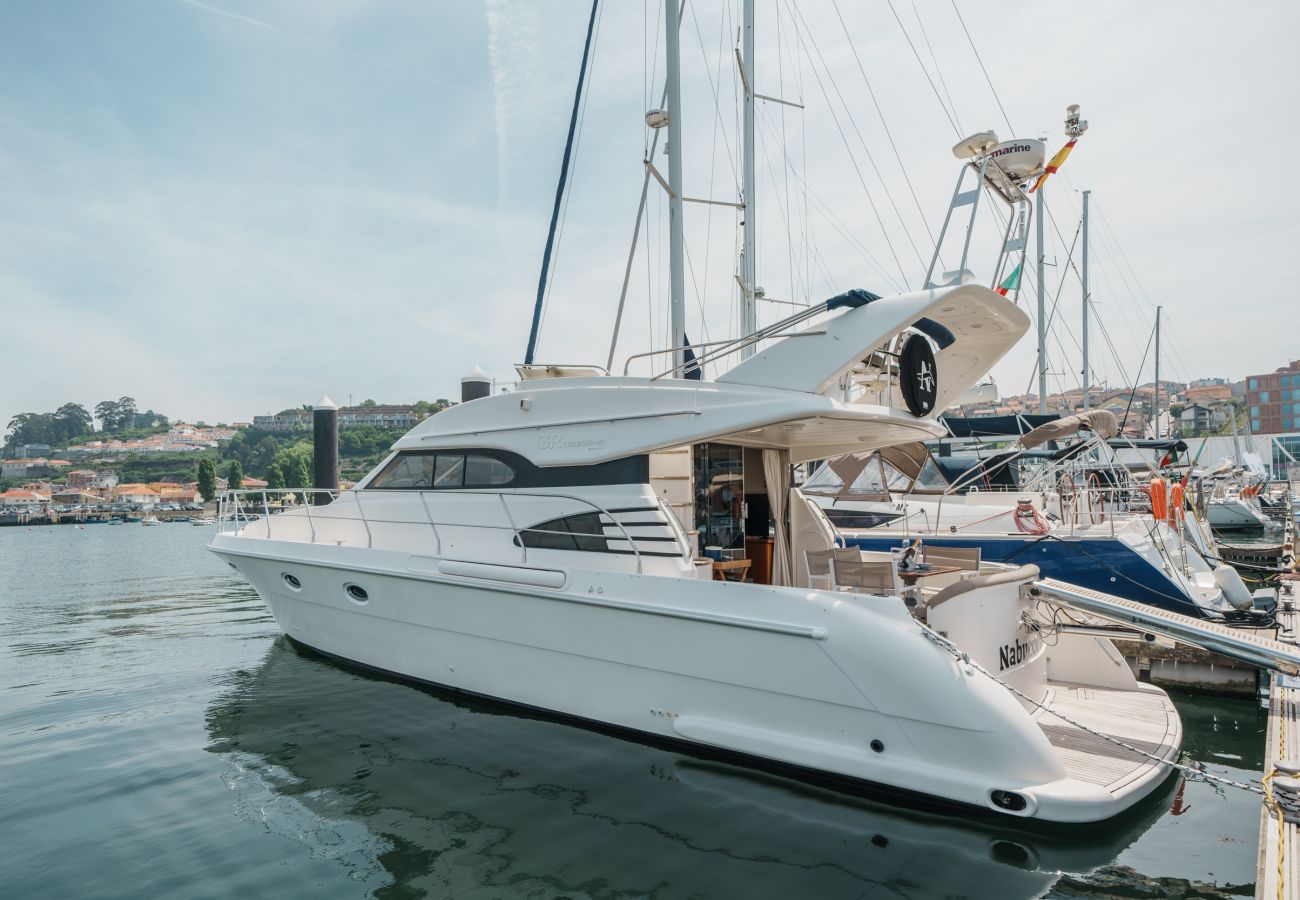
[665,0,687,376]
[739,0,757,357]
[1153,305,1162,438]
[1036,187,1047,414]
[1081,189,1090,411]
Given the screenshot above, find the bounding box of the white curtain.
[763,448,792,586]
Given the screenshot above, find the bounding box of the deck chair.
[831,558,899,596]
[805,549,835,589]
[923,545,982,571]
[805,548,860,589]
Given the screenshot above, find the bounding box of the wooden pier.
[1259,671,1300,900]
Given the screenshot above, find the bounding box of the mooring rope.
[917,624,1267,797]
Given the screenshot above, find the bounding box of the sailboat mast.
[665,0,687,376]
[1153,305,1162,438]
[1081,190,1090,411]
[1036,186,1047,414]
[740,0,757,357]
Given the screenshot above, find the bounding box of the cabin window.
[367,451,517,490]
[912,457,950,492]
[433,453,466,487]
[366,449,646,490]
[518,512,609,552]
[801,463,843,495]
[881,459,912,492]
[368,453,436,489]
[465,454,514,487]
[848,459,886,495]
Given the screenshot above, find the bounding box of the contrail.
[177,0,397,71]
[177,0,490,99]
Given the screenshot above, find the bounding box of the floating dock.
[1259,670,1300,899]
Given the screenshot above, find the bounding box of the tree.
[360,398,378,407]
[196,458,219,502]
[51,403,94,442]
[265,462,286,490]
[94,396,139,432]
[227,460,244,491]
[273,442,313,489]
[5,412,54,450]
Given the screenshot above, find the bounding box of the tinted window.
[366,449,647,490]
[369,453,435,489]
[465,454,514,487]
[518,513,609,552]
[434,454,465,488]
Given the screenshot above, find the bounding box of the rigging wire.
[787,2,928,275]
[756,105,815,303]
[950,0,1014,135]
[525,0,603,364]
[755,109,905,290]
[830,0,938,250]
[909,0,962,135]
[781,0,911,289]
[886,0,961,138]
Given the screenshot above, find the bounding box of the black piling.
[461,366,491,403]
[313,396,339,504]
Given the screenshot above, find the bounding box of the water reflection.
[206,639,1205,899]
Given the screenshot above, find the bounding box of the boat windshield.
[802,456,889,499]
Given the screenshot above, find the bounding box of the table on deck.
[895,565,963,587]
[712,559,752,582]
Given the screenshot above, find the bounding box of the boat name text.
[998,635,1040,671]
[537,432,607,452]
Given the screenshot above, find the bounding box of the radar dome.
[986,139,1046,183]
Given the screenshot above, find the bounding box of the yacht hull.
[1207,499,1270,530]
[211,534,1180,824]
[843,532,1210,616]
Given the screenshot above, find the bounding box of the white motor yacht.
[212,284,1201,824]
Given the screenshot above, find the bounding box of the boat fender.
[1149,477,1168,521]
[1213,563,1254,612]
[1168,483,1185,524]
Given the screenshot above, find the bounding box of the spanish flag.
[1030,139,1077,193]
[996,261,1023,296]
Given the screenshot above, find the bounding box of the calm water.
[1,525,1269,898]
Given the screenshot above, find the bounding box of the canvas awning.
[1020,410,1118,449]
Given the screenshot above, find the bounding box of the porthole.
[345,583,369,604]
[870,739,885,753]
[990,790,1028,812]
[282,573,302,590]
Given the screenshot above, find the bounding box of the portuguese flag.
[996,261,1023,296]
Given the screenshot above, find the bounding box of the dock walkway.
[1260,672,1300,899]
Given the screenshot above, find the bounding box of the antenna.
[1065,104,1089,139]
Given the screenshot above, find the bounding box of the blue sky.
[3,1,1298,430]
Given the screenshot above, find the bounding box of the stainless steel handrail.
[217,488,661,575]
[621,331,826,378]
